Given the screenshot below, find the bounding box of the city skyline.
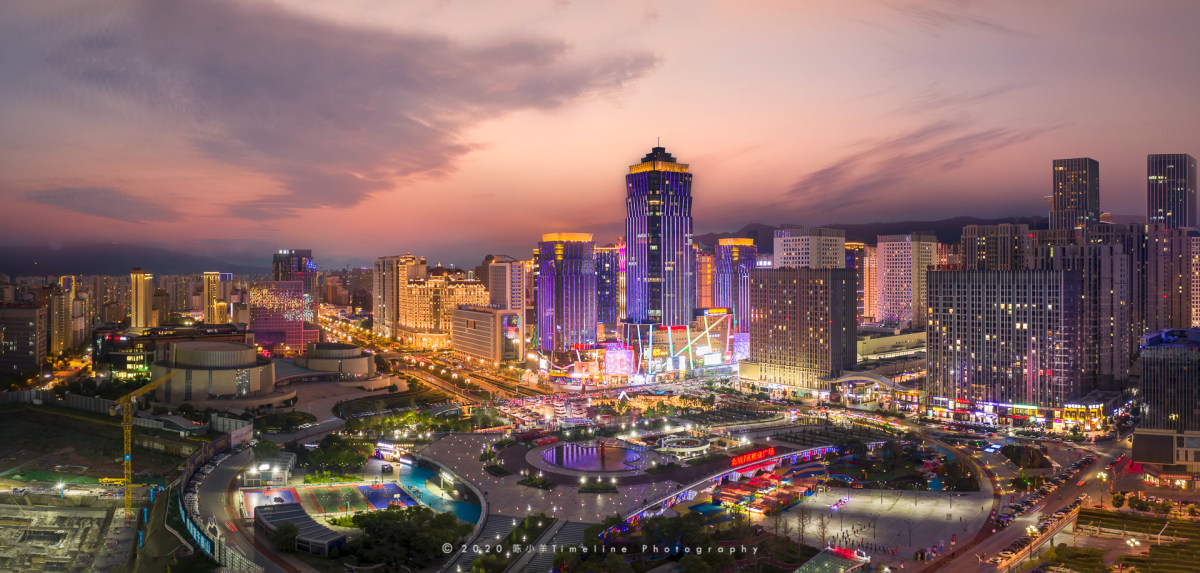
[2,1,1200,267]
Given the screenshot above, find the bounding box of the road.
[195,449,293,573]
[933,441,1126,572]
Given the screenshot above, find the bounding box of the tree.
[270,520,299,552]
[1112,493,1125,509]
[252,440,281,461]
[817,514,830,547]
[796,506,812,546]
[678,554,712,573]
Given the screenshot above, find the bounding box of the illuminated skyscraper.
[595,245,622,335]
[714,239,756,333]
[1050,158,1100,237]
[488,257,526,312]
[694,249,715,309]
[625,146,693,326]
[1147,153,1197,230]
[202,272,224,324]
[537,233,597,352]
[272,249,318,304]
[130,267,156,328]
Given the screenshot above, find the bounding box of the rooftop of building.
[1141,328,1200,349]
[310,342,358,351]
[174,340,254,352]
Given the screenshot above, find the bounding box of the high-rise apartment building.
[694,249,715,309]
[961,224,1033,271]
[1192,236,1200,328]
[202,272,224,324]
[925,270,1085,421]
[1050,158,1100,238]
[372,254,427,339]
[845,243,868,322]
[1132,328,1200,474]
[487,257,526,312]
[773,226,846,269]
[742,268,856,396]
[1144,224,1196,332]
[1032,244,1131,384]
[876,233,938,328]
[0,305,48,375]
[272,249,319,305]
[48,288,70,355]
[714,239,756,333]
[595,246,622,336]
[1147,154,1197,230]
[130,267,156,328]
[862,245,878,322]
[625,146,693,326]
[536,233,597,353]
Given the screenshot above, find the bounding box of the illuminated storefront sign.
[730,447,776,467]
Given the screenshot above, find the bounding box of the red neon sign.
[730,447,776,467]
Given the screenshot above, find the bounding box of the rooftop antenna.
[657,136,660,147]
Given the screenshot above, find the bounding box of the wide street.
[195,449,294,573]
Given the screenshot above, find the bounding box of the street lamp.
[1126,538,1140,555]
[1097,472,1108,507]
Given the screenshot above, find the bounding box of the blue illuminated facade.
[625,146,694,326]
[537,234,598,352]
[714,238,756,333]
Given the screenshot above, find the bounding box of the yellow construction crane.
[109,371,177,512]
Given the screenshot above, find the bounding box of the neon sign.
[730,447,776,467]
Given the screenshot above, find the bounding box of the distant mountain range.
[0,244,268,276]
[693,215,1053,253]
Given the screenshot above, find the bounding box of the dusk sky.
[3,0,1199,269]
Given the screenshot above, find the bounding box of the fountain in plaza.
[541,442,641,472]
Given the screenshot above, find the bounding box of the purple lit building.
[248,281,318,353]
[537,234,597,353]
[625,146,694,327]
[714,238,756,333]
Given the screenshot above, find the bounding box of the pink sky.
[2,0,1199,268]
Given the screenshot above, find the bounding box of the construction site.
[0,504,125,572]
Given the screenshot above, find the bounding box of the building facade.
[536,233,597,353]
[0,305,47,375]
[876,233,938,328]
[714,238,756,333]
[741,268,856,396]
[451,305,523,364]
[202,272,224,324]
[372,254,426,339]
[925,270,1085,425]
[272,249,319,304]
[625,146,694,326]
[773,226,846,269]
[595,246,622,336]
[248,281,318,352]
[395,275,488,349]
[961,224,1033,271]
[487,258,526,312]
[1050,158,1100,238]
[1147,153,1197,230]
[694,249,715,309]
[1132,328,1200,483]
[130,267,156,328]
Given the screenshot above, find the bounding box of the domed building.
[293,342,377,380]
[151,341,275,404]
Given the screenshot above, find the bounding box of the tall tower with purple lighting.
[625,146,694,326]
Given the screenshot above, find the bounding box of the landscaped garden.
[1000,444,1052,469]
